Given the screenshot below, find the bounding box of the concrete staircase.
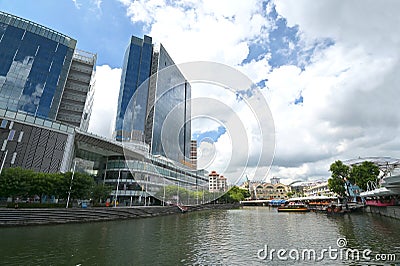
[0,206,181,226]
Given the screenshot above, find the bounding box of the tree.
[286,191,294,198]
[0,167,35,201]
[328,160,349,197]
[51,173,69,199]
[329,160,350,179]
[91,183,112,203]
[30,172,53,202]
[221,186,250,203]
[65,172,95,200]
[328,177,345,197]
[349,161,380,191]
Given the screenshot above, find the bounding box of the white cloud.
[119,0,270,65]
[72,0,82,9]
[112,0,400,183]
[265,0,400,180]
[274,0,400,56]
[91,0,102,9]
[88,65,121,138]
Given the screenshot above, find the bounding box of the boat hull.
[277,207,310,212]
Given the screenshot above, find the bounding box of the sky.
[1,0,400,184]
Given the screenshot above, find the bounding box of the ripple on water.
[0,207,399,265]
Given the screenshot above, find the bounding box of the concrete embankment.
[365,205,400,220]
[0,203,239,226]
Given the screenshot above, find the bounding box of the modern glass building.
[115,36,192,166]
[115,35,153,142]
[0,11,95,131]
[0,13,210,206]
[145,44,191,165]
[0,11,76,120]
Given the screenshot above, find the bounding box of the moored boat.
[277,202,310,212]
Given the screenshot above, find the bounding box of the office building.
[0,111,208,206]
[114,35,153,142]
[145,43,191,164]
[0,13,208,205]
[115,36,191,165]
[0,11,95,130]
[0,11,95,173]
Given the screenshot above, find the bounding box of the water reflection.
[0,207,399,265]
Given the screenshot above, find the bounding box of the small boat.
[277,202,310,212]
[176,204,188,213]
[326,204,346,215]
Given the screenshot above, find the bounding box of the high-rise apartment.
[115,36,191,165]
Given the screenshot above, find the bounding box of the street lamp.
[0,150,8,176]
[66,160,77,208]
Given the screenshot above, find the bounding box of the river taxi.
[277,202,310,212]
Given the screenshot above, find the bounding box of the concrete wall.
[366,205,400,220]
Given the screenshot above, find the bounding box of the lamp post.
[66,160,76,208]
[163,177,166,206]
[114,170,120,207]
[0,150,8,176]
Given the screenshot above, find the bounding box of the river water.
[0,207,399,265]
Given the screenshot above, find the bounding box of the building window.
[1,140,7,151]
[11,152,17,164]
[0,120,7,128]
[8,130,15,141]
[17,131,24,143]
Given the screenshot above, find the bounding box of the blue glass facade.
[147,44,191,164]
[115,35,153,141]
[0,11,76,120]
[115,36,191,166]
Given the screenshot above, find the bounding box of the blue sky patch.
[192,126,226,145]
[294,93,304,105]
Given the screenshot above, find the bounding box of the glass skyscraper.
[0,11,76,120]
[115,36,191,165]
[115,35,153,142]
[0,11,96,130]
[146,44,191,165]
